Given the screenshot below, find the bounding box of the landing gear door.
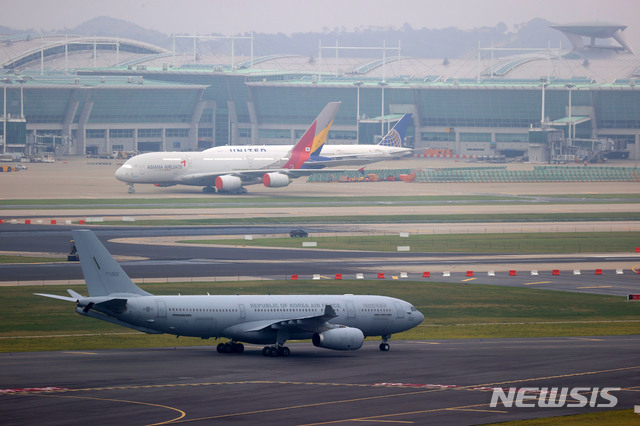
[393,302,404,319]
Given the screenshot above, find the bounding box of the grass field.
[183,231,640,253]
[2,193,639,208]
[484,409,638,425]
[0,255,66,263]
[2,280,638,352]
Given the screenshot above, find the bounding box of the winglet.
[379,113,412,147]
[281,102,341,169]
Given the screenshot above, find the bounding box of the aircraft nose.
[416,309,425,324]
[115,165,130,182]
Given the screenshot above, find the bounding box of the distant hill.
[4,16,569,59]
[59,16,171,48]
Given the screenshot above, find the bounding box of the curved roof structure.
[0,35,168,71]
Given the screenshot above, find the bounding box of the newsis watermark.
[490,387,620,408]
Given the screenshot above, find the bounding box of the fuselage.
[86,294,424,344]
[115,146,290,185]
[114,144,412,185]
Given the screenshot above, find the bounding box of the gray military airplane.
[36,230,424,356]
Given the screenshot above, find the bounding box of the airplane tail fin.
[72,229,151,297]
[378,113,412,147]
[281,102,341,169]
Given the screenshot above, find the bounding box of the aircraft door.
[393,302,405,319]
[239,304,246,320]
[156,300,167,318]
[346,301,356,319]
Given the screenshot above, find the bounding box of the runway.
[1,336,638,425]
[1,225,640,297]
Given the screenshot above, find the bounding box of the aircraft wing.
[224,305,339,335]
[178,168,326,187]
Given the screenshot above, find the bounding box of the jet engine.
[215,175,242,192]
[312,327,364,351]
[262,172,291,188]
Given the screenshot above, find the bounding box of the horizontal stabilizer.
[67,289,83,300]
[34,293,77,302]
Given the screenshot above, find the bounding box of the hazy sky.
[3,0,639,47]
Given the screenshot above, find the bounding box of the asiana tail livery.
[36,230,424,356]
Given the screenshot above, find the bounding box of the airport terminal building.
[0,24,639,161]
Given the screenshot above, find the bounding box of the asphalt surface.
[1,336,638,425]
[2,225,640,296]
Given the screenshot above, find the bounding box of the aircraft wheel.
[281,347,290,357]
[270,346,279,357]
[379,343,390,352]
[234,343,244,354]
[223,343,233,353]
[262,346,271,356]
[217,343,225,353]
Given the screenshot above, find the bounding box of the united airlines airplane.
[36,230,424,357]
[303,113,413,168]
[115,102,341,194]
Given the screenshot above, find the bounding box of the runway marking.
[17,393,185,426]
[13,371,638,424]
[299,402,507,425]
[576,285,612,289]
[461,278,476,282]
[63,351,98,355]
[568,337,604,341]
[156,386,448,423]
[446,407,508,414]
[468,364,640,389]
[523,281,551,285]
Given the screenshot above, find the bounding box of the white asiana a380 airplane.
[36,230,424,357]
[115,102,341,194]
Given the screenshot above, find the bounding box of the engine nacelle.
[312,327,364,351]
[215,175,242,192]
[262,172,291,188]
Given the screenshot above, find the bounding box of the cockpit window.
[410,306,417,312]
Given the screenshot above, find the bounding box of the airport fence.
[309,166,640,184]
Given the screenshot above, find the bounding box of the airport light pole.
[379,81,387,138]
[2,78,6,154]
[539,77,548,126]
[354,81,362,144]
[565,83,574,144]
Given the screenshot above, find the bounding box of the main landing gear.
[262,345,290,357]
[127,184,135,194]
[379,335,391,352]
[217,341,244,354]
[202,186,216,193]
